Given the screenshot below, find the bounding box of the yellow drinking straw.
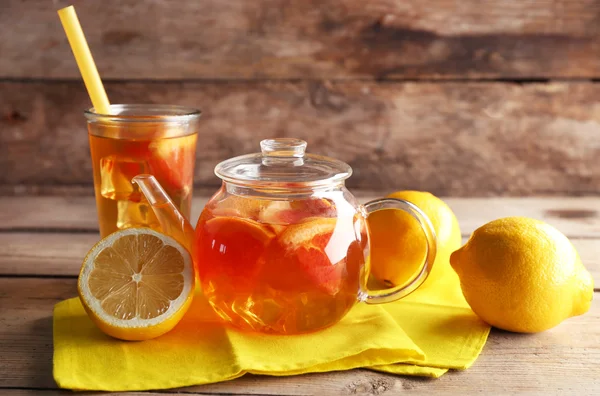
[58,5,110,114]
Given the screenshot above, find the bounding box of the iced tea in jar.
[86,105,200,237]
[193,138,437,334]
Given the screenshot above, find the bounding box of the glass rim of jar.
[84,104,202,124]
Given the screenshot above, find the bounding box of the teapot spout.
[132,174,195,252]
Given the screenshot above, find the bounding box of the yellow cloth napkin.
[53,263,490,391]
[372,264,491,377]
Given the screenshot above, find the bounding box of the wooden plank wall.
[1,0,599,196]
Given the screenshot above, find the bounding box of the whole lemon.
[450,217,594,333]
[368,191,461,288]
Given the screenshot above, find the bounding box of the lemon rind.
[78,228,194,329]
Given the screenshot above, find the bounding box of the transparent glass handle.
[361,198,437,304]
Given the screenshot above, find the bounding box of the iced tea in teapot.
[195,191,369,334]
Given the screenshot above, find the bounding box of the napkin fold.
[53,262,490,391]
[372,264,491,377]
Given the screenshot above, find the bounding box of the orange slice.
[196,216,275,290]
[78,228,195,341]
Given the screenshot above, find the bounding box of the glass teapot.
[133,138,436,334]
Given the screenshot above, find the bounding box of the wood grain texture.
[1,233,599,286]
[1,196,599,236]
[3,0,600,79]
[2,81,600,195]
[1,277,598,394]
[0,233,95,276]
[2,392,169,396]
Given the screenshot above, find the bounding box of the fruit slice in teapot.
[196,216,275,290]
[211,195,271,218]
[261,217,358,295]
[278,218,344,295]
[210,196,336,226]
[266,199,337,225]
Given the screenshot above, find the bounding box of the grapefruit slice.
[211,196,270,219]
[277,218,346,295]
[78,228,195,341]
[262,199,337,225]
[148,134,197,192]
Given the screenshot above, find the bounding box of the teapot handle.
[360,198,437,304]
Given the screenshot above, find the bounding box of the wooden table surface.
[1,195,599,395]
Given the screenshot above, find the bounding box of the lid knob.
[260,138,307,158]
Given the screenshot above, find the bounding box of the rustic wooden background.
[1,0,600,196]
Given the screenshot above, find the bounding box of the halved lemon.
[78,228,195,341]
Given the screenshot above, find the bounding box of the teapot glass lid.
[215,138,352,188]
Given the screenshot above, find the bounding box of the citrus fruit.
[211,195,270,218]
[149,134,197,191]
[281,199,336,223]
[276,218,348,295]
[367,191,461,288]
[258,199,336,226]
[78,228,195,341]
[450,217,594,333]
[259,200,293,233]
[195,216,275,290]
